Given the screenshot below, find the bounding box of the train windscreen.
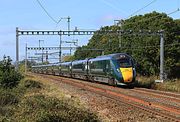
[117,58,132,68]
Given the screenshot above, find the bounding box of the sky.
[0,0,179,63]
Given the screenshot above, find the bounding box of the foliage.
[15,95,99,122]
[0,78,99,121]
[0,56,23,88]
[41,61,50,65]
[19,60,37,74]
[62,55,75,62]
[136,76,180,92]
[74,12,180,78]
[23,79,42,89]
[153,79,180,92]
[136,76,156,88]
[19,60,37,68]
[0,88,19,106]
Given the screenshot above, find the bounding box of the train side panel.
[31,53,136,87]
[53,64,60,75]
[88,58,113,84]
[60,62,72,77]
[71,60,88,80]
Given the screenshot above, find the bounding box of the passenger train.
[32,53,136,86]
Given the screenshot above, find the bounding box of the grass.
[153,79,180,92]
[136,76,156,88]
[136,76,180,93]
[0,76,99,121]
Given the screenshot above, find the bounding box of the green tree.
[19,60,37,74]
[74,12,180,78]
[62,55,75,62]
[0,56,23,88]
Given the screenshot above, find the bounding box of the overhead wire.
[128,0,157,18]
[123,8,180,27]
[140,8,180,23]
[100,0,128,16]
[36,0,58,24]
[123,0,179,26]
[119,43,180,50]
[55,17,69,29]
[167,8,180,15]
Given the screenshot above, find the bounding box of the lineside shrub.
[15,94,99,122]
[23,79,42,89]
[0,77,99,121]
[0,56,23,88]
[0,88,19,106]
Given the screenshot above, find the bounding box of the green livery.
[32,53,136,87]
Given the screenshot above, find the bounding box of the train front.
[112,54,136,86]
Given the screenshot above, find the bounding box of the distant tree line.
[73,12,180,78]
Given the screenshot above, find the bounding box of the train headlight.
[117,69,120,72]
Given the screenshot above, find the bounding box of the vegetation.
[153,80,180,92]
[136,76,156,88]
[19,60,37,75]
[74,12,180,79]
[0,56,98,121]
[62,55,75,62]
[136,76,180,93]
[0,77,99,121]
[0,56,23,88]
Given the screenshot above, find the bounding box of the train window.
[117,58,132,68]
[106,60,110,69]
[90,62,95,69]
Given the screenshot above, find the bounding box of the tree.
[0,56,23,88]
[62,55,75,62]
[19,60,37,74]
[74,12,180,78]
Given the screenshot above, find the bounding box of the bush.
[23,79,42,89]
[153,80,180,92]
[0,56,23,88]
[15,94,99,122]
[0,77,99,121]
[136,76,155,88]
[0,70,23,88]
[0,88,19,106]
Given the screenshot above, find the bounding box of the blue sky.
[0,0,179,62]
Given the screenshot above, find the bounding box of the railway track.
[133,88,180,99]
[131,88,180,104]
[32,73,180,122]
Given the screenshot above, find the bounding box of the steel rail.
[131,88,180,103]
[134,88,180,98]
[33,73,180,122]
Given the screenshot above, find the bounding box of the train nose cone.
[120,68,133,82]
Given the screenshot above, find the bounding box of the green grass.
[153,80,180,92]
[0,78,99,121]
[136,76,180,93]
[23,79,42,89]
[136,76,156,88]
[0,89,19,106]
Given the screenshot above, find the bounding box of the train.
[31,53,136,87]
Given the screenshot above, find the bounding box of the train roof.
[32,62,60,67]
[72,59,88,64]
[97,53,130,58]
[32,53,132,67]
[60,61,71,65]
[89,53,131,61]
